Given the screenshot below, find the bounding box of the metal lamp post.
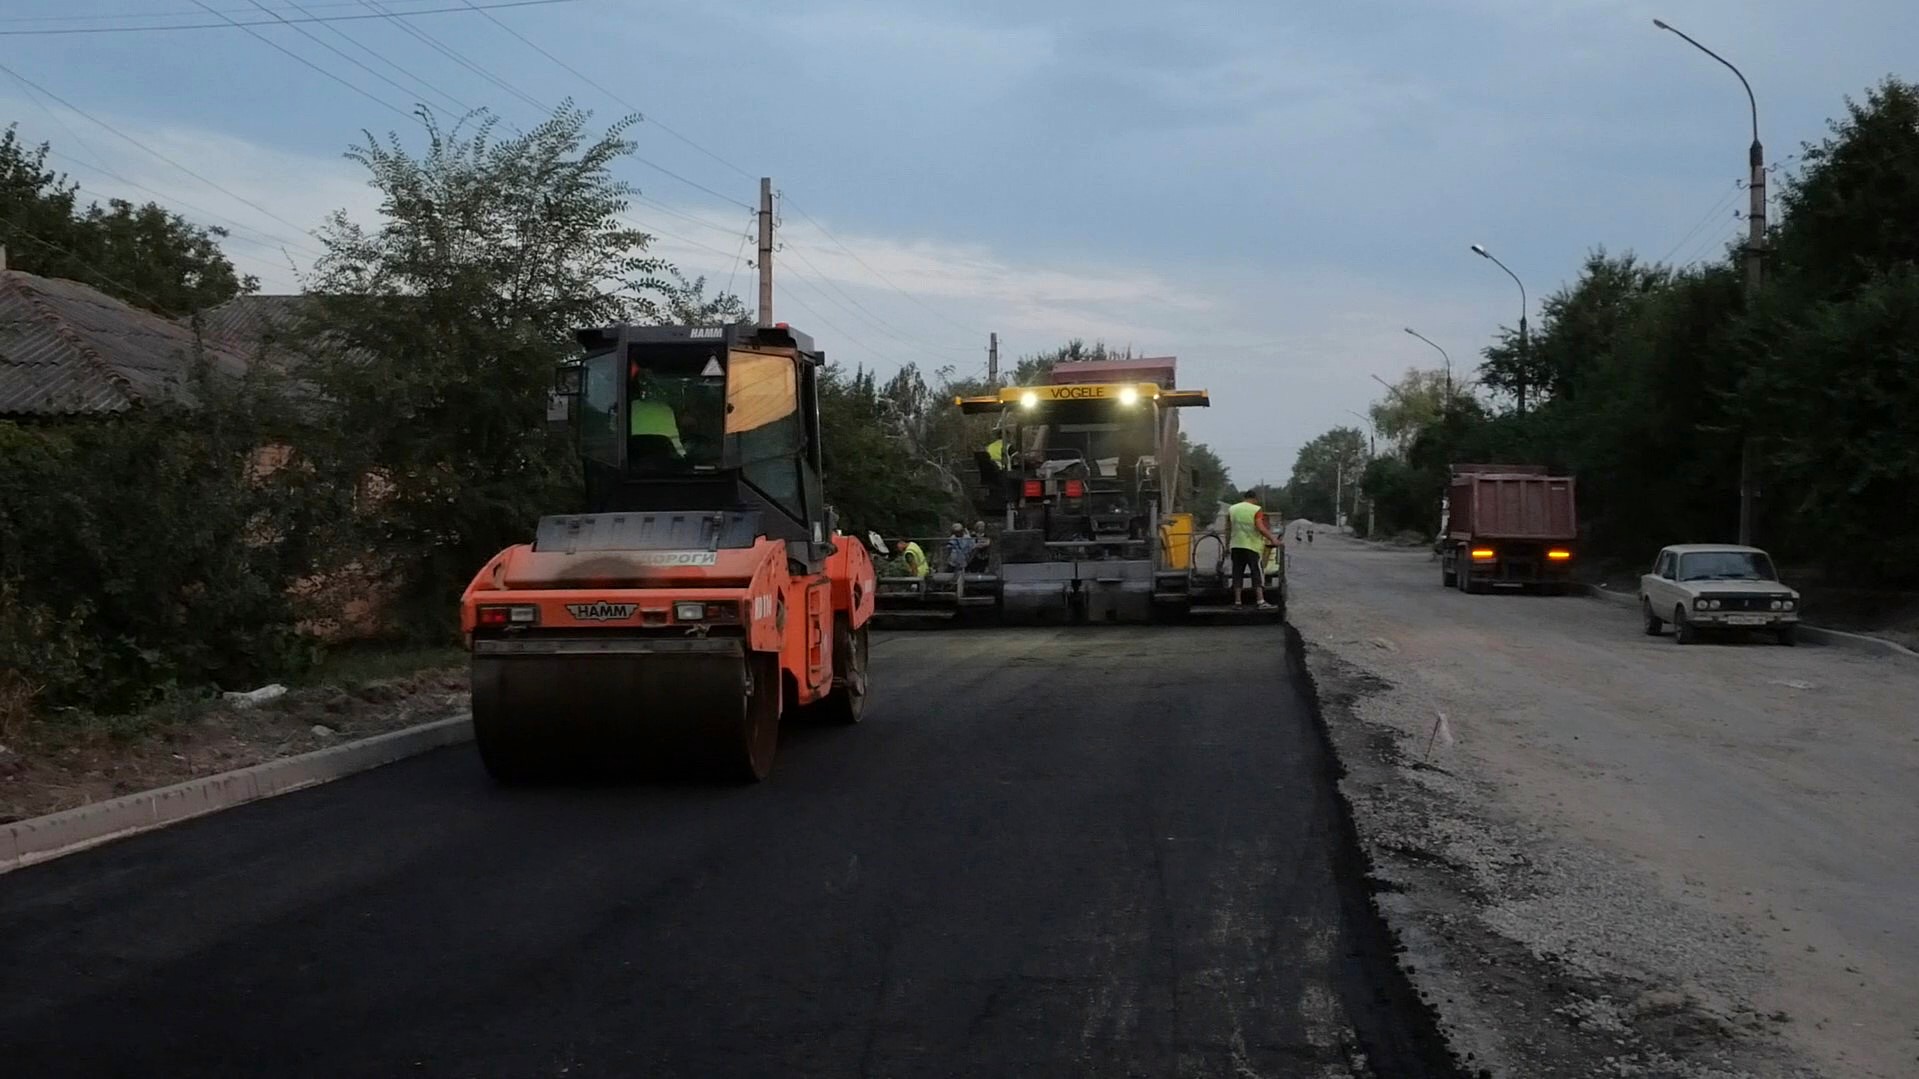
[1470,243,1529,414]
[1404,327,1453,403]
[1653,16,1763,545]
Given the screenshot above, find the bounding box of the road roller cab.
[460,323,876,783]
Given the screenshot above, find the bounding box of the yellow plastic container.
[1159,513,1195,571]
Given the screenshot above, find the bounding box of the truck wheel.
[1641,599,1663,636]
[1776,624,1797,647]
[1441,561,1456,588]
[1674,607,1698,645]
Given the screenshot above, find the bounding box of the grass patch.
[300,643,466,688]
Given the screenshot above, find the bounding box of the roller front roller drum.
[471,638,782,783]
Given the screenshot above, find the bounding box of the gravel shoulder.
[1287,532,1919,1079]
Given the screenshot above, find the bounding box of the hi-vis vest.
[1228,501,1264,551]
[630,399,683,453]
[986,438,1005,465]
[901,541,929,577]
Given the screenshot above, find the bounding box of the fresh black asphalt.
[0,626,1454,1077]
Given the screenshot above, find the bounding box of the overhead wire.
[0,61,324,243]
[723,212,756,300]
[457,0,980,344]
[456,0,758,184]
[355,0,546,113]
[0,219,175,312]
[244,0,471,117]
[1657,177,1742,265]
[779,241,976,355]
[0,0,581,35]
[186,0,419,122]
[780,197,982,338]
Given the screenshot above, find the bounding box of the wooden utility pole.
[756,177,774,328]
[987,332,999,387]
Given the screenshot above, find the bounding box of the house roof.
[0,270,252,417]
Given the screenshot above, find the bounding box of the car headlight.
[1694,597,1708,610]
[1783,599,1795,610]
[674,601,707,621]
[1769,600,1782,611]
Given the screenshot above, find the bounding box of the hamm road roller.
[460,323,876,783]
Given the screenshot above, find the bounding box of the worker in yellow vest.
[628,364,684,456]
[1227,490,1279,610]
[985,436,1006,466]
[892,538,929,578]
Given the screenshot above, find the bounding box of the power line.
[186,0,418,121]
[0,0,581,35]
[780,241,976,355]
[0,62,323,242]
[723,212,755,300]
[1657,178,1742,265]
[369,0,753,213]
[0,219,174,312]
[0,0,488,21]
[8,71,327,259]
[356,0,547,113]
[238,0,462,117]
[781,197,982,338]
[458,0,758,184]
[286,0,475,115]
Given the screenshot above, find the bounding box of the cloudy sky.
[3,0,1913,481]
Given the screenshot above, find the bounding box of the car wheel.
[1642,598,1663,636]
[1674,606,1698,645]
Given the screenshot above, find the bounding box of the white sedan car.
[1639,544,1802,646]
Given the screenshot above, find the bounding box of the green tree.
[1286,427,1367,524]
[296,103,689,636]
[0,126,256,316]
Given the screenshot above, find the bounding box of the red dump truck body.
[1441,464,1578,593]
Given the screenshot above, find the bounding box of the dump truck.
[459,323,876,783]
[876,356,1283,623]
[1438,463,1578,594]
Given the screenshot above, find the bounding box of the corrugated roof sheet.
[0,270,252,417]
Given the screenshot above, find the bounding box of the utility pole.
[988,332,999,387]
[756,177,774,328]
[1334,461,1344,530]
[1653,18,1762,545]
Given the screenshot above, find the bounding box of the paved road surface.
[0,626,1447,1078]
[1285,534,1919,1078]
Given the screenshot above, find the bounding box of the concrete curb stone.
[1583,584,1918,660]
[2,713,474,874]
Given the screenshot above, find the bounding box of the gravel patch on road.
[1286,535,1918,1078]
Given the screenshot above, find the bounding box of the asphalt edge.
[1282,622,1468,1079]
[1,714,474,874]
[1583,584,1919,659]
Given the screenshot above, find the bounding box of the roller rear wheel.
[812,620,870,726]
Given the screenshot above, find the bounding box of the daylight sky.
[4,0,1914,482]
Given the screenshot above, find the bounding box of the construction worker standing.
[1228,490,1279,610]
[985,436,1006,466]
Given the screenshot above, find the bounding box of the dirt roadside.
[0,665,468,824]
[1286,532,1919,1079]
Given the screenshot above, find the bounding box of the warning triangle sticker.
[700,357,724,378]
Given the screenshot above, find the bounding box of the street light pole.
[1653,16,1762,546]
[1404,327,1453,403]
[1470,244,1529,415]
[1344,409,1376,536]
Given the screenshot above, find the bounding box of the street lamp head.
[1470,243,1489,258]
[1652,18,1670,30]
[1403,327,1416,335]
